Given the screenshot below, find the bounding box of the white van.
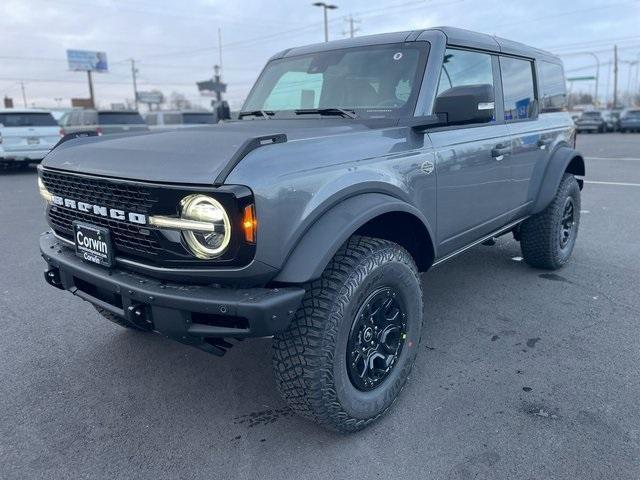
[145,110,217,130]
[0,109,60,167]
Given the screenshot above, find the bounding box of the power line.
[343,15,361,38]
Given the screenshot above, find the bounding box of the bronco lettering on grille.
[51,195,147,225]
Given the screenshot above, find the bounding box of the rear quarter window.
[98,112,146,125]
[0,112,57,127]
[539,61,567,112]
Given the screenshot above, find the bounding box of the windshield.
[581,111,601,118]
[243,43,428,119]
[98,112,145,125]
[0,112,57,127]
[624,110,640,118]
[183,113,216,124]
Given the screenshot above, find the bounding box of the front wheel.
[272,236,423,432]
[519,173,581,270]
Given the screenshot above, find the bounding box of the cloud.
[1,0,637,109]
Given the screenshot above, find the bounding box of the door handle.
[491,144,510,161]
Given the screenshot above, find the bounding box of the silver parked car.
[59,109,148,136]
[575,110,606,133]
[0,109,61,167]
[619,108,640,133]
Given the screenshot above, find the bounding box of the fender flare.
[531,146,585,214]
[273,193,434,284]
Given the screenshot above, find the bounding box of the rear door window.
[0,112,57,127]
[82,111,97,125]
[500,57,536,121]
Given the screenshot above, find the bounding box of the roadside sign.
[66,50,109,72]
[137,91,164,104]
[197,79,227,96]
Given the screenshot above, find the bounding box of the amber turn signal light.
[242,204,257,243]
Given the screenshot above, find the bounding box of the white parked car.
[145,110,218,130]
[0,109,61,168]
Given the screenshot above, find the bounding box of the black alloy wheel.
[559,197,575,249]
[347,287,407,391]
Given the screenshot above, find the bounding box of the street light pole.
[312,2,338,42]
[561,51,600,105]
[20,81,27,108]
[130,59,139,111]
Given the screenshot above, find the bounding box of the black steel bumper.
[39,231,305,355]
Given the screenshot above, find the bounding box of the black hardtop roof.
[271,26,561,64]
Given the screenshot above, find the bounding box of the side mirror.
[434,84,495,126]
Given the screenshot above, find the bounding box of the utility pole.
[130,59,139,110]
[344,15,360,38]
[313,2,338,42]
[20,82,27,108]
[87,70,95,108]
[613,44,618,109]
[218,28,223,78]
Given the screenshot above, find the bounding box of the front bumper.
[575,123,601,131]
[40,231,304,355]
[0,149,51,161]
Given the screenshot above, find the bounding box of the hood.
[42,119,387,184]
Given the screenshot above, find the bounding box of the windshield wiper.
[294,108,358,119]
[238,110,274,120]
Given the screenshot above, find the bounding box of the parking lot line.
[585,180,640,187]
[585,156,640,162]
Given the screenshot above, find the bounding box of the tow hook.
[44,268,64,290]
[127,304,153,331]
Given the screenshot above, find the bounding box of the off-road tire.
[272,235,423,433]
[520,173,581,270]
[93,305,150,331]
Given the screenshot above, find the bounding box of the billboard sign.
[137,90,164,104]
[67,50,108,72]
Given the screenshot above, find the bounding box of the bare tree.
[169,92,192,110]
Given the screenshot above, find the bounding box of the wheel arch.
[273,193,435,284]
[531,147,585,215]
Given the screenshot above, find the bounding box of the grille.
[41,169,156,212]
[41,169,162,258]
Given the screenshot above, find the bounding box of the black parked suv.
[38,27,583,432]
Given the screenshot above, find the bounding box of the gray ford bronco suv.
[38,27,583,432]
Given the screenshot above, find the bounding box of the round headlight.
[181,195,231,259]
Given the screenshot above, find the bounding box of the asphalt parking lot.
[1,133,639,479]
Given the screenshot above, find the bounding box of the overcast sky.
[1,0,639,110]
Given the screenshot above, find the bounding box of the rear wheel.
[272,235,423,432]
[519,173,581,270]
